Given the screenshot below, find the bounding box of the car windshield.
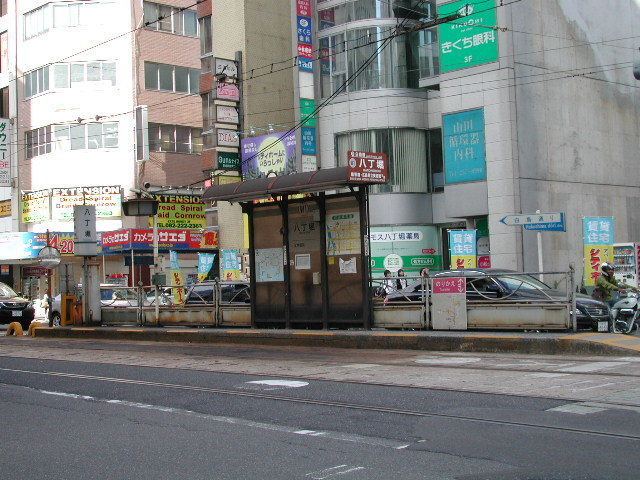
[0,283,17,297]
[498,275,551,292]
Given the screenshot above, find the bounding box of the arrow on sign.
[500,213,564,227]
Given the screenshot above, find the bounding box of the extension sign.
[150,194,206,229]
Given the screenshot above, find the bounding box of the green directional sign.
[438,0,499,73]
[300,98,317,127]
[217,151,240,170]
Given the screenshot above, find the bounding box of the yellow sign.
[21,189,50,223]
[583,245,613,287]
[170,269,186,304]
[0,199,10,218]
[150,194,207,229]
[451,255,477,270]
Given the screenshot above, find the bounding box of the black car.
[185,283,250,305]
[385,269,610,331]
[0,282,35,330]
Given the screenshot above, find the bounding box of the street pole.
[536,210,544,283]
[46,230,53,327]
[153,213,159,323]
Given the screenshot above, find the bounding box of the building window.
[318,0,434,31]
[428,128,443,192]
[199,16,212,55]
[25,61,115,98]
[148,123,203,154]
[143,2,198,37]
[24,2,114,40]
[0,87,8,117]
[24,66,50,98]
[144,62,200,94]
[336,128,429,193]
[26,122,119,158]
[320,25,420,96]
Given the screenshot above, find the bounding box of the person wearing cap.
[595,263,635,307]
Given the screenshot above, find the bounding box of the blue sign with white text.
[297,16,312,44]
[301,127,316,155]
[523,214,566,232]
[298,56,313,72]
[443,108,486,184]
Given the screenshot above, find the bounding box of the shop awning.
[203,166,385,203]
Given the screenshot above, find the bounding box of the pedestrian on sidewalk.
[396,269,408,291]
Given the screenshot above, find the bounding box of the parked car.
[0,282,35,331]
[185,283,250,305]
[385,269,610,330]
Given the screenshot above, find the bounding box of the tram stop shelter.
[202,152,389,329]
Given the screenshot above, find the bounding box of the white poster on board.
[255,247,284,283]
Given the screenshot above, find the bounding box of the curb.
[30,327,640,356]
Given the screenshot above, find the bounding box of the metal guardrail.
[101,268,578,331]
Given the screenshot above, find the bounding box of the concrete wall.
[512,0,640,275]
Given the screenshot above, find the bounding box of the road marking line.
[246,380,309,388]
[34,388,408,450]
[529,373,570,378]
[340,364,381,369]
[307,465,365,479]
[415,357,481,365]
[558,362,628,373]
[572,380,636,391]
[547,403,608,415]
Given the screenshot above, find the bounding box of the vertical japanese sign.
[197,253,216,282]
[476,216,491,268]
[449,230,477,269]
[431,277,468,330]
[443,108,486,184]
[0,119,9,187]
[0,199,10,218]
[169,250,186,303]
[438,0,499,73]
[583,217,615,286]
[221,249,242,281]
[73,205,97,256]
[296,0,317,173]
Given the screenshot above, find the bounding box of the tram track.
[1,366,640,442]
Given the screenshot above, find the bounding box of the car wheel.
[20,320,31,331]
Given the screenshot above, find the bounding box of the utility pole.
[46,230,53,327]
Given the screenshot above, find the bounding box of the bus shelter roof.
[203,167,374,203]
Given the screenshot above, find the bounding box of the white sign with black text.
[73,205,97,256]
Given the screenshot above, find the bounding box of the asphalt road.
[1,354,639,480]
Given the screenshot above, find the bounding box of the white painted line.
[572,380,636,391]
[415,357,481,365]
[307,465,365,479]
[529,373,570,378]
[547,403,608,415]
[37,388,408,450]
[558,362,628,373]
[246,380,309,388]
[340,364,381,369]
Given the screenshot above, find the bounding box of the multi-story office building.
[0,0,203,292]
[300,0,640,279]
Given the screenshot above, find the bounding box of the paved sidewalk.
[26,326,640,356]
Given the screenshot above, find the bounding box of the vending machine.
[613,243,640,288]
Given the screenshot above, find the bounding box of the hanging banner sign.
[221,249,242,281]
[198,253,216,282]
[0,118,9,187]
[297,16,312,44]
[449,229,477,269]
[101,229,218,253]
[296,0,311,16]
[583,216,615,286]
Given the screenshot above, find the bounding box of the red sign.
[296,0,311,16]
[216,82,240,102]
[432,277,466,295]
[101,229,218,252]
[347,150,389,183]
[298,43,313,58]
[422,248,436,255]
[478,255,491,269]
[22,266,50,277]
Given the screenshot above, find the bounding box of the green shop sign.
[217,151,240,170]
[438,0,499,73]
[300,98,317,127]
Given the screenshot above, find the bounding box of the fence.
[100,281,251,327]
[100,269,578,331]
[370,269,576,331]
